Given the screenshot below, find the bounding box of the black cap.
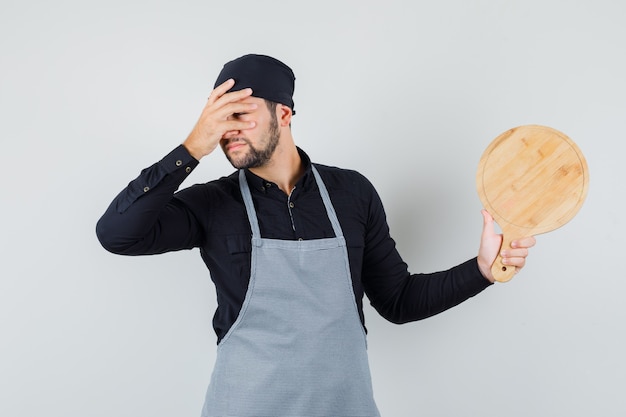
[214,54,296,115]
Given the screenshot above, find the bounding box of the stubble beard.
[225,113,280,169]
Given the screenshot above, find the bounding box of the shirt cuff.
[466,257,494,289]
[160,144,199,175]
[116,145,199,213]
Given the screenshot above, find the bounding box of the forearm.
[367,257,492,324]
[96,145,200,255]
[360,183,492,323]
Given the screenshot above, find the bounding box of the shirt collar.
[243,147,314,193]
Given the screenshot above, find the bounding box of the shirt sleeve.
[360,181,492,324]
[95,145,202,255]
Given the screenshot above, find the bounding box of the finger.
[501,247,529,259]
[511,236,536,249]
[208,78,236,103]
[204,101,258,123]
[222,130,240,139]
[212,87,254,109]
[221,120,256,133]
[501,255,526,269]
[216,101,258,119]
[211,103,259,126]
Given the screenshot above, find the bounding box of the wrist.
[477,257,495,283]
[182,137,206,161]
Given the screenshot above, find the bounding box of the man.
[96,54,535,416]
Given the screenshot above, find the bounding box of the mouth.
[224,139,248,152]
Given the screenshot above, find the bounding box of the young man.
[96,54,535,416]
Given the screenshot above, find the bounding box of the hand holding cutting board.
[476,125,589,283]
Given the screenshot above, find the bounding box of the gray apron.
[201,166,380,417]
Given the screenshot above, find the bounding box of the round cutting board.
[476,125,589,282]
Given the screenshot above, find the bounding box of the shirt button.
[266,183,272,188]
[289,202,295,208]
[185,167,191,173]
[175,160,183,167]
[298,237,303,241]
[143,186,150,192]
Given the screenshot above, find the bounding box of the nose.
[222,131,241,140]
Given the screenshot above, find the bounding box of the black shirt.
[96,145,491,343]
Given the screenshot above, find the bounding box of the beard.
[224,112,280,169]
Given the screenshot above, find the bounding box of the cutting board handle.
[491,234,517,282]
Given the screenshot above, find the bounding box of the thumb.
[481,209,495,237]
[477,209,502,282]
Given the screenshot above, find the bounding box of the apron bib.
[201,166,380,417]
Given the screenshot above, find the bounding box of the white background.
[1,1,624,416]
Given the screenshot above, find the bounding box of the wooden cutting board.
[476,125,589,282]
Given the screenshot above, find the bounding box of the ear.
[277,104,292,127]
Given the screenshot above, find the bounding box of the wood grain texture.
[476,125,589,282]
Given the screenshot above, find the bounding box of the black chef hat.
[214,54,296,115]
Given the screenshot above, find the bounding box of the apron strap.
[239,169,262,238]
[238,165,344,239]
[311,165,343,238]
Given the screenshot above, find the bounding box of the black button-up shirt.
[96,145,491,343]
